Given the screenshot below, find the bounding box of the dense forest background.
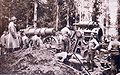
[0,0,76,35]
[1,0,120,36]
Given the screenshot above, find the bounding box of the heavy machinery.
[71,22,103,52]
[21,27,59,48]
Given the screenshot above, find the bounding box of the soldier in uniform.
[31,34,43,49]
[108,36,120,75]
[87,32,99,71]
[1,31,7,48]
[7,16,19,52]
[61,26,71,35]
[57,32,64,52]
[0,31,8,54]
[61,26,71,52]
[17,31,22,49]
[22,33,29,49]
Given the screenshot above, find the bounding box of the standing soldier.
[61,26,71,52]
[7,16,19,52]
[69,13,74,26]
[87,32,99,72]
[62,33,70,52]
[17,31,22,49]
[108,36,120,75]
[75,13,80,23]
[57,32,64,52]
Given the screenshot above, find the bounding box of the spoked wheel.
[43,36,58,47]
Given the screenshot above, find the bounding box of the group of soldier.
[1,16,120,75]
[0,16,44,53]
[0,16,72,52]
[55,26,120,75]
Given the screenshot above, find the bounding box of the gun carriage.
[71,22,103,52]
[21,27,59,47]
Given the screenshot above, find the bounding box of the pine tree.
[92,0,101,26]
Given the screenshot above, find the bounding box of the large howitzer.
[21,27,58,48]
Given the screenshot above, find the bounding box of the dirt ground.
[0,48,81,75]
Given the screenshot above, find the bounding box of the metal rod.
[72,37,91,75]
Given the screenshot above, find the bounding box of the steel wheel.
[43,36,58,45]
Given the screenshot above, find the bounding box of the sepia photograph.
[0,0,120,75]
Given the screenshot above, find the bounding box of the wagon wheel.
[43,36,58,45]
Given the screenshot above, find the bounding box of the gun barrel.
[24,28,56,35]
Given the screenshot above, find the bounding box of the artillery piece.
[70,22,103,53]
[21,27,59,47]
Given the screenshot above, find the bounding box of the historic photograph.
[0,0,120,75]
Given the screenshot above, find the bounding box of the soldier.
[75,13,80,23]
[55,52,68,62]
[62,33,70,52]
[108,36,120,75]
[7,16,19,52]
[31,34,43,49]
[16,31,22,49]
[0,31,8,54]
[55,51,85,71]
[61,26,71,36]
[22,33,29,49]
[61,26,71,52]
[87,32,99,72]
[1,31,7,48]
[57,32,64,52]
